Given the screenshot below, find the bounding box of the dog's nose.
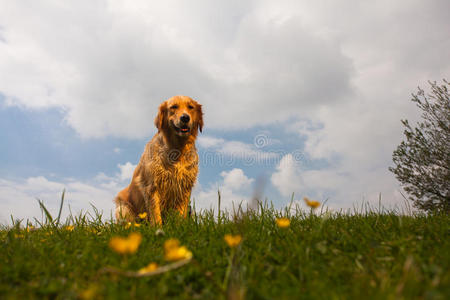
[180,114,190,123]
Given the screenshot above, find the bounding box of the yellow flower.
[224,234,242,248]
[80,284,99,300]
[109,232,142,255]
[138,262,159,274]
[14,233,24,239]
[164,238,193,261]
[276,218,290,228]
[165,246,192,261]
[64,225,75,231]
[138,212,147,219]
[26,225,35,232]
[304,196,321,209]
[125,222,140,229]
[87,228,102,235]
[164,238,180,251]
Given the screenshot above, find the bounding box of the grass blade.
[37,198,54,224]
[56,189,65,226]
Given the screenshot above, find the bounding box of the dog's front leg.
[177,205,189,218]
[176,193,191,218]
[149,192,163,225]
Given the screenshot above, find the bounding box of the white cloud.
[198,135,280,167]
[270,154,301,198]
[117,162,136,181]
[193,168,254,213]
[197,136,225,148]
[218,141,279,161]
[221,168,254,192]
[0,162,137,224]
[271,154,409,212]
[0,1,354,138]
[0,176,116,225]
[1,1,448,140]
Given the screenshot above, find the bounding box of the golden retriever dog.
[115,95,203,224]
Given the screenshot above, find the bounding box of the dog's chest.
[165,161,197,185]
[151,155,198,205]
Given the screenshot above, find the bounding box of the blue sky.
[0,1,449,223]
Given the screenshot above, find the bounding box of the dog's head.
[155,96,203,137]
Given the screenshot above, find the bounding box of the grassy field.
[1,199,449,299]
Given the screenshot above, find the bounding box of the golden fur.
[114,95,203,224]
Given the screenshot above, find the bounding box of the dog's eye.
[188,105,194,109]
[170,105,179,109]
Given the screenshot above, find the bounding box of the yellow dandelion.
[80,284,99,300]
[276,217,290,228]
[64,225,75,231]
[125,222,140,229]
[87,228,102,235]
[304,196,321,209]
[138,212,147,219]
[109,232,142,255]
[224,234,242,248]
[164,238,180,251]
[165,246,192,261]
[14,233,24,239]
[26,225,35,232]
[138,262,159,274]
[164,238,193,261]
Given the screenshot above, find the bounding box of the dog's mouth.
[173,123,191,135]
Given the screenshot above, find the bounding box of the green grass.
[1,199,449,299]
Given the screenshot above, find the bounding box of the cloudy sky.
[0,0,449,223]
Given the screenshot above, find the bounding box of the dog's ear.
[154,101,167,132]
[196,102,204,133]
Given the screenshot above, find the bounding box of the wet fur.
[114,96,203,224]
